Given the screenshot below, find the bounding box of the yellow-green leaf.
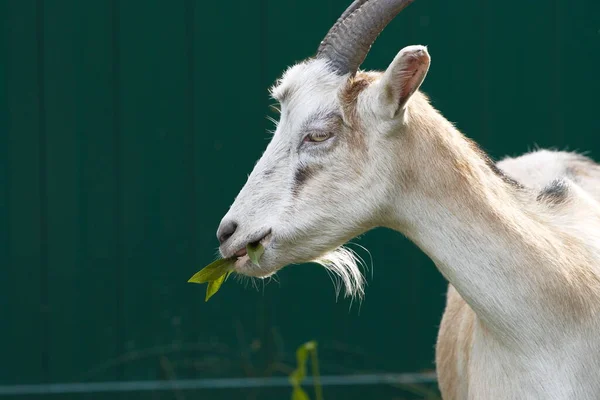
[302,341,316,351]
[205,272,227,302]
[289,342,309,386]
[291,387,310,400]
[289,341,323,400]
[247,242,265,267]
[188,258,234,284]
[289,368,303,387]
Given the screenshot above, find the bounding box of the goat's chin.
[232,245,367,300]
[232,254,280,278]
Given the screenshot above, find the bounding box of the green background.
[1,0,599,399]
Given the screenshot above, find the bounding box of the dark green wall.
[1,0,599,399]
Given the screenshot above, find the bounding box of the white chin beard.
[314,246,366,300]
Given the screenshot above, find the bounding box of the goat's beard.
[314,245,367,300]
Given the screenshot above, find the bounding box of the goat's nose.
[217,220,238,245]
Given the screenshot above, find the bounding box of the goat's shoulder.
[497,149,600,320]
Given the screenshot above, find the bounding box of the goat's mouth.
[234,247,248,258]
[232,232,274,273]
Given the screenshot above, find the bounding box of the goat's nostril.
[217,221,238,245]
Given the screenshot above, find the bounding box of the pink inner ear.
[393,48,430,106]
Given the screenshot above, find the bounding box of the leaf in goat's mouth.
[247,242,265,267]
[188,258,234,301]
[188,258,233,283]
[188,242,266,301]
[205,270,232,302]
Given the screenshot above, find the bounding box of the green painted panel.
[69,0,121,384]
[117,0,197,381]
[43,0,81,383]
[1,0,45,385]
[0,0,9,383]
[42,0,120,384]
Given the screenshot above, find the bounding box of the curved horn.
[316,0,415,76]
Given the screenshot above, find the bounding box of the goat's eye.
[305,131,333,143]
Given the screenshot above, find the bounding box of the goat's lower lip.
[235,248,248,257]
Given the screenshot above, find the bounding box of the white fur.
[315,246,366,299]
[217,44,600,399]
[219,59,377,297]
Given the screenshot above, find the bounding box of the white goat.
[216,0,600,398]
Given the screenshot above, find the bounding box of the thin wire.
[0,373,437,395]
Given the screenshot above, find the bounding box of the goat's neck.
[386,105,595,344]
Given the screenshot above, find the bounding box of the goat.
[215,0,600,398]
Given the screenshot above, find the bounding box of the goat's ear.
[374,45,430,119]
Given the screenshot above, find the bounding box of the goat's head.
[217,0,431,297]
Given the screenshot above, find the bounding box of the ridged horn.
[316,0,415,75]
